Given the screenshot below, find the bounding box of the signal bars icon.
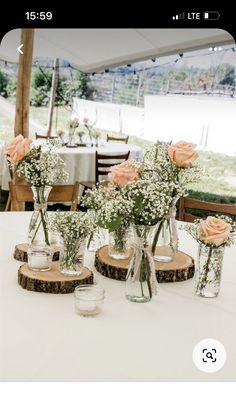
[172,12,185,20]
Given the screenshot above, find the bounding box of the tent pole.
[47,58,59,136]
[14,29,34,137]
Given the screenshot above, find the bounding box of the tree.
[219,65,235,86]
[0,69,9,98]
[30,66,52,106]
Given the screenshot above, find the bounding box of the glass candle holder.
[74,285,105,316]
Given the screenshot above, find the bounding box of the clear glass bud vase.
[125,225,158,303]
[60,237,86,276]
[27,186,52,271]
[153,206,178,263]
[195,244,224,298]
[108,225,131,260]
[68,127,76,146]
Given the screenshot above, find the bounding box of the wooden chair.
[8,181,80,211]
[107,134,129,144]
[80,150,130,189]
[35,133,59,140]
[178,196,236,222]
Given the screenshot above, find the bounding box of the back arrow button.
[17,44,23,54]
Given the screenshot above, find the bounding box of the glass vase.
[195,244,224,298]
[125,225,158,303]
[60,237,86,276]
[68,127,77,147]
[27,186,52,272]
[108,225,131,260]
[152,206,178,263]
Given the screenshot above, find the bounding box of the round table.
[0,212,236,382]
[56,142,143,185]
[0,142,143,191]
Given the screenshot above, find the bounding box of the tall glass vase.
[152,206,178,263]
[27,186,52,271]
[108,224,131,260]
[195,244,224,298]
[125,225,158,303]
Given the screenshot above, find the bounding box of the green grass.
[1,105,236,211]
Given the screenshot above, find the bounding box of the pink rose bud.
[168,140,198,168]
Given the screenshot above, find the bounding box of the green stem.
[197,246,212,293]
[35,187,50,246]
[152,219,164,254]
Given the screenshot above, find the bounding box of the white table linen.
[0,142,143,191]
[0,212,236,382]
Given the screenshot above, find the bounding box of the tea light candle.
[28,249,51,271]
[74,285,105,317]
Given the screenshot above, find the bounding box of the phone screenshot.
[0,5,235,389]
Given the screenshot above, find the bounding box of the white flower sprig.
[82,184,133,231]
[143,141,204,202]
[122,179,172,226]
[49,211,96,242]
[12,140,68,187]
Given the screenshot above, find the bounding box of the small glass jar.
[108,225,131,260]
[60,237,86,276]
[74,285,105,316]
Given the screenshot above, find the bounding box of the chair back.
[8,181,79,211]
[95,151,130,183]
[35,133,58,140]
[178,196,236,222]
[107,135,129,144]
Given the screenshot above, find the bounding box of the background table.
[0,142,143,191]
[0,212,236,382]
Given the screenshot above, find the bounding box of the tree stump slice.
[18,262,93,294]
[95,245,194,283]
[14,243,60,262]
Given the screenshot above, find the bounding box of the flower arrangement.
[50,211,95,243]
[50,211,95,275]
[82,183,133,232]
[185,216,236,248]
[143,140,204,203]
[69,117,80,130]
[185,216,236,297]
[5,137,68,187]
[5,136,69,254]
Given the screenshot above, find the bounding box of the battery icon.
[204,11,220,20]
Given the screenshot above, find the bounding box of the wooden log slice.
[14,243,60,262]
[18,262,93,294]
[95,245,194,283]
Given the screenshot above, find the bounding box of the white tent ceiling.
[0,28,234,72]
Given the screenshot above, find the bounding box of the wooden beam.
[47,58,59,136]
[14,29,34,137]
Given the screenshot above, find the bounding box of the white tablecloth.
[0,213,236,382]
[0,142,143,191]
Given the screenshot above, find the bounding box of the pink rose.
[95,130,101,138]
[168,140,198,168]
[83,117,89,124]
[56,128,64,136]
[197,216,232,246]
[109,160,140,187]
[5,135,32,163]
